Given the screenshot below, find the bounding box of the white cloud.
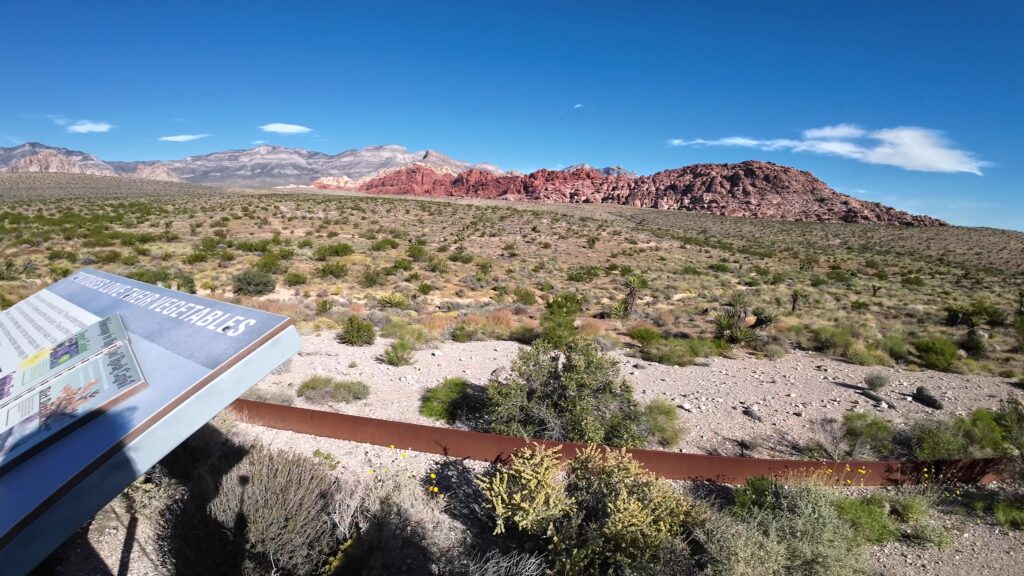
[252,140,267,145]
[67,120,113,134]
[259,123,312,134]
[158,134,208,142]
[573,103,584,109]
[669,124,987,175]
[801,123,866,139]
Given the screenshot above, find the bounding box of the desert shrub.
[539,293,583,349]
[713,308,757,345]
[313,242,354,260]
[957,408,1012,457]
[376,292,410,309]
[380,338,414,366]
[864,372,890,391]
[640,337,728,367]
[425,256,450,274]
[913,337,958,371]
[417,281,433,295]
[643,399,685,447]
[380,318,429,346]
[127,267,173,285]
[450,322,476,343]
[406,243,428,261]
[846,345,894,367]
[478,445,696,576]
[297,376,370,404]
[485,336,646,447]
[419,377,475,423]
[835,495,901,544]
[370,237,399,251]
[477,443,572,537]
[843,412,895,457]
[810,325,856,357]
[315,299,334,315]
[360,266,385,287]
[317,262,348,279]
[329,469,468,575]
[232,269,275,296]
[336,316,376,346]
[908,419,969,460]
[731,478,863,576]
[876,333,910,362]
[164,445,337,575]
[507,324,542,344]
[448,246,474,264]
[174,273,196,294]
[993,500,1024,530]
[693,512,787,576]
[627,325,662,347]
[284,271,307,286]
[512,286,538,305]
[958,328,988,358]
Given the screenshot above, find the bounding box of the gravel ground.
[248,333,1020,457]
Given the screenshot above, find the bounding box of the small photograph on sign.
[48,337,81,370]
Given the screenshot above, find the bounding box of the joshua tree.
[622,274,648,318]
[790,287,809,313]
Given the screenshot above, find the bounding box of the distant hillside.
[316,161,944,226]
[0,142,502,187]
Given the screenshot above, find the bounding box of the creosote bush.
[232,268,275,296]
[485,336,647,447]
[419,376,477,423]
[336,316,376,346]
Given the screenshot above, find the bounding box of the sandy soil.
[248,333,1020,457]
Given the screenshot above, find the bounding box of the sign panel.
[0,268,300,574]
[0,315,147,473]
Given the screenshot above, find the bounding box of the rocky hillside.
[0,143,500,187]
[319,161,944,226]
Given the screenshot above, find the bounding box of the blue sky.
[1,1,1021,229]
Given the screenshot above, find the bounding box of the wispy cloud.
[252,140,267,145]
[573,103,584,109]
[259,123,312,134]
[66,120,113,134]
[159,134,208,142]
[669,124,988,175]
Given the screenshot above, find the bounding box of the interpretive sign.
[0,315,146,473]
[0,268,300,575]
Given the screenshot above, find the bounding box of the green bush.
[336,316,376,346]
[313,242,354,260]
[993,500,1024,530]
[909,419,969,460]
[640,337,728,367]
[486,336,646,447]
[317,262,348,279]
[370,237,400,251]
[380,338,414,366]
[913,337,958,371]
[419,376,475,423]
[539,293,583,349]
[876,333,910,362]
[297,376,370,404]
[360,266,385,287]
[478,445,697,576]
[643,399,685,447]
[512,286,538,305]
[627,325,662,347]
[284,271,307,286]
[835,496,901,544]
[450,323,476,343]
[315,299,333,315]
[843,412,894,457]
[232,269,276,296]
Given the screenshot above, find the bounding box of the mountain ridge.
[0,142,943,225]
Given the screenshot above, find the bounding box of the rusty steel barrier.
[228,399,1004,486]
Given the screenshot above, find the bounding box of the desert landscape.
[2,169,1022,575]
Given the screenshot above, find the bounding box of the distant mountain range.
[0,142,503,187]
[0,142,943,225]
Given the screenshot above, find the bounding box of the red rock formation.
[326,161,943,226]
